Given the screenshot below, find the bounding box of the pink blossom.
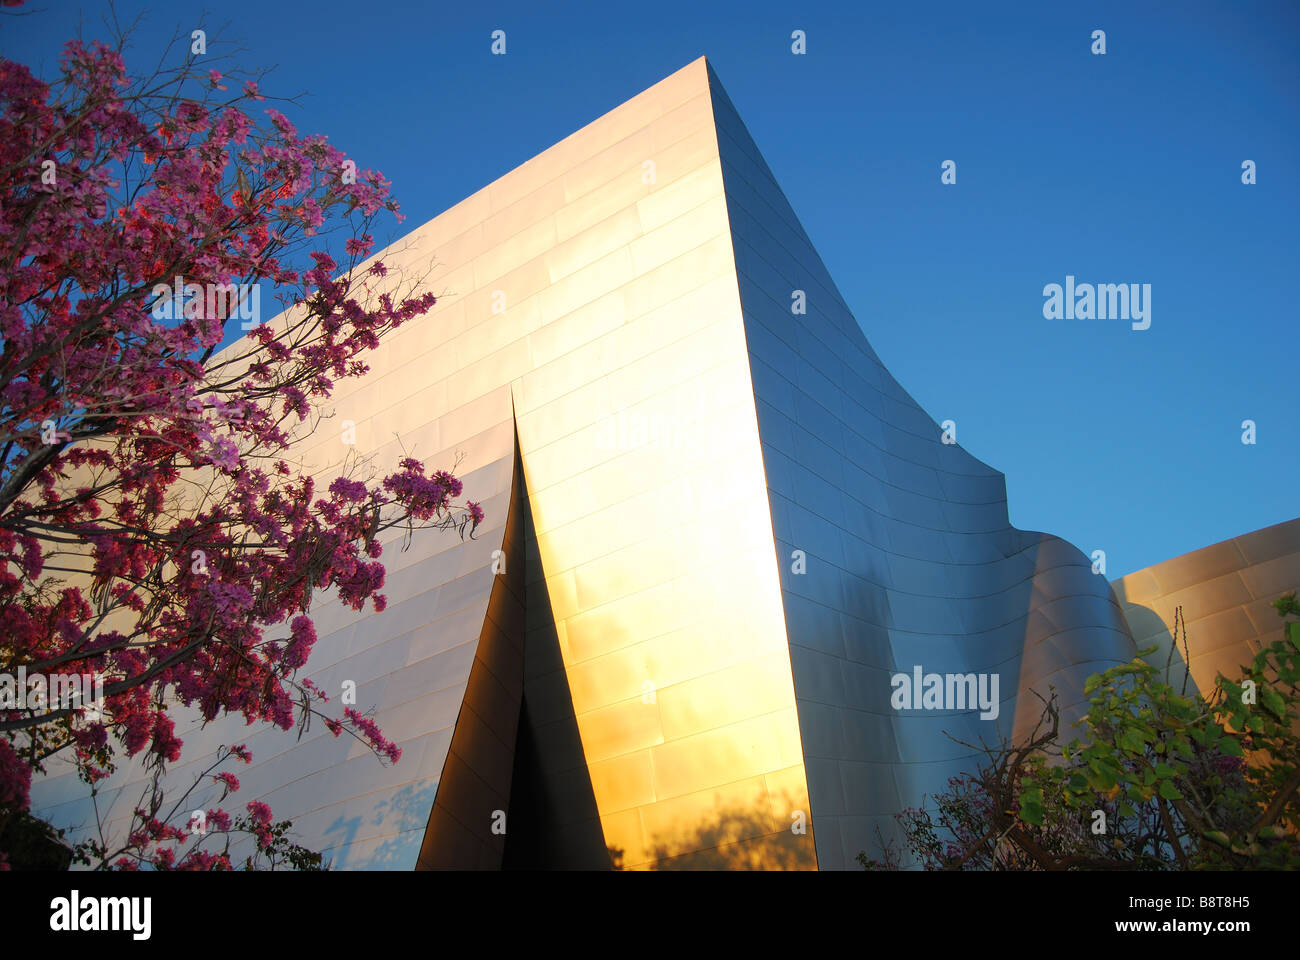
[213,772,240,793]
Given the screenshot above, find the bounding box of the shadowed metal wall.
[416,443,526,869]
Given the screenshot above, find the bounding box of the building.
[27,57,1297,870]
[1112,518,1300,700]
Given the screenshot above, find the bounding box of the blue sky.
[5,0,1297,577]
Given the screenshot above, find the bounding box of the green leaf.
[1287,621,1300,652]
[1218,736,1244,758]
[1119,728,1145,753]
[1084,674,1102,695]
[1019,786,1044,826]
[1261,686,1287,721]
[1154,763,1177,779]
[1158,780,1184,801]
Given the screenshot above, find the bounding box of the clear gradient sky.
[4,1,1297,577]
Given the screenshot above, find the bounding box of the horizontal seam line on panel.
[745,350,1003,487]
[714,147,852,315]
[741,298,969,466]
[250,764,443,820]
[746,351,989,492]
[303,599,489,676]
[777,580,1129,638]
[773,538,1113,602]
[486,84,715,220]
[519,373,759,513]
[714,128,836,292]
[419,83,713,263]
[575,703,797,769]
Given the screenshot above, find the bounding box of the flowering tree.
[0,24,480,868]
